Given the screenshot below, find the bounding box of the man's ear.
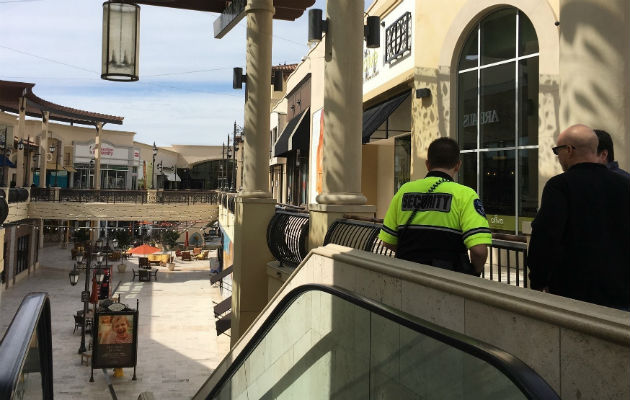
[453,160,462,173]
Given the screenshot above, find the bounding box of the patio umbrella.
[128,244,161,256]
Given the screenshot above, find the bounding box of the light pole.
[157,161,164,189]
[69,246,104,354]
[1,127,9,187]
[151,142,158,189]
[18,137,29,187]
[49,140,57,187]
[89,159,95,189]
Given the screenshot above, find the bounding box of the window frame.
[457,9,539,234]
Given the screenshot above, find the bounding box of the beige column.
[230,0,276,346]
[240,0,274,199]
[316,0,367,205]
[309,1,374,248]
[559,0,630,170]
[15,97,26,187]
[38,112,49,188]
[38,219,44,249]
[94,122,102,190]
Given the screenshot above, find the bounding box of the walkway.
[0,245,231,399]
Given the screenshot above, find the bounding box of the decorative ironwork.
[385,12,412,64]
[323,217,395,257]
[266,208,310,268]
[158,190,219,205]
[57,189,147,204]
[29,188,56,202]
[486,237,528,288]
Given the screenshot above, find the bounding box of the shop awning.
[362,91,410,144]
[165,172,181,182]
[64,166,78,173]
[0,155,16,167]
[274,107,310,157]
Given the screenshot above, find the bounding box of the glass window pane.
[481,150,515,232]
[519,148,538,220]
[459,152,477,192]
[480,62,516,148]
[480,9,516,65]
[394,136,411,192]
[519,12,538,56]
[518,57,539,146]
[458,28,478,70]
[458,71,478,150]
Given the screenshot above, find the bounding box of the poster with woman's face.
[93,311,138,369]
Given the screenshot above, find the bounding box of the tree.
[161,230,180,251]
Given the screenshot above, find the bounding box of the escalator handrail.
[0,292,53,399]
[198,284,559,400]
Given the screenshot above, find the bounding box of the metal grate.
[266,208,309,267]
[385,12,412,64]
[323,217,395,257]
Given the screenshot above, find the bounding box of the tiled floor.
[0,244,232,399]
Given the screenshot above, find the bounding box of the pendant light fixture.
[102,1,140,81]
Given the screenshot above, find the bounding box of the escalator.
[194,284,559,399]
[0,293,53,399]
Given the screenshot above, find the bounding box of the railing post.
[53,187,60,202]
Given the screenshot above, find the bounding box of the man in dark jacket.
[594,129,630,180]
[528,124,630,309]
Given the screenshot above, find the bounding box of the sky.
[0,0,348,147]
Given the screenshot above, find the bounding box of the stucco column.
[38,219,44,249]
[38,112,49,188]
[559,0,630,170]
[316,0,367,205]
[240,0,274,199]
[94,122,102,190]
[230,0,276,347]
[15,97,26,187]
[309,1,374,249]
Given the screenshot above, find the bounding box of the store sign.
[75,141,129,162]
[363,48,380,81]
[462,110,500,128]
[92,309,138,370]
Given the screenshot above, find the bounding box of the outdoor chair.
[73,315,83,334]
[181,251,192,261]
[139,257,150,268]
[193,247,202,256]
[195,250,209,260]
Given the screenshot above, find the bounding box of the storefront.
[74,141,141,189]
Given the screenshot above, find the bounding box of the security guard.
[379,138,491,275]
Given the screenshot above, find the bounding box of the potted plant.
[161,230,180,271]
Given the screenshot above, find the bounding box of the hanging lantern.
[95,269,105,284]
[102,1,140,81]
[69,267,80,286]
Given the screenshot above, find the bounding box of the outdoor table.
[138,268,151,282]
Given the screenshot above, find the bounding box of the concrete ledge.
[28,202,219,221]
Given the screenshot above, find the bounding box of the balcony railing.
[29,188,220,205]
[266,206,310,267]
[220,192,236,214]
[157,190,219,205]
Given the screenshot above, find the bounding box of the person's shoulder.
[446,181,478,197]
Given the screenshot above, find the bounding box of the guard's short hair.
[594,129,614,162]
[427,138,460,169]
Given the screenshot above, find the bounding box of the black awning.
[274,107,310,157]
[362,90,410,144]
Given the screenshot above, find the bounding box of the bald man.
[528,124,630,309]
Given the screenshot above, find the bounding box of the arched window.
[457,8,539,234]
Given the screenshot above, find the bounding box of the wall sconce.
[233,67,247,89]
[308,8,380,48]
[415,88,432,98]
[101,1,140,82]
[308,9,328,43]
[364,16,380,48]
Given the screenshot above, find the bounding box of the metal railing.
[486,235,529,288]
[324,217,529,288]
[220,192,237,214]
[0,293,54,399]
[266,206,310,267]
[58,189,148,203]
[29,187,55,202]
[6,188,30,203]
[323,215,395,257]
[157,190,219,205]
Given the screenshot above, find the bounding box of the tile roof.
[0,80,123,126]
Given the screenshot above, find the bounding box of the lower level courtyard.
[0,245,231,399]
